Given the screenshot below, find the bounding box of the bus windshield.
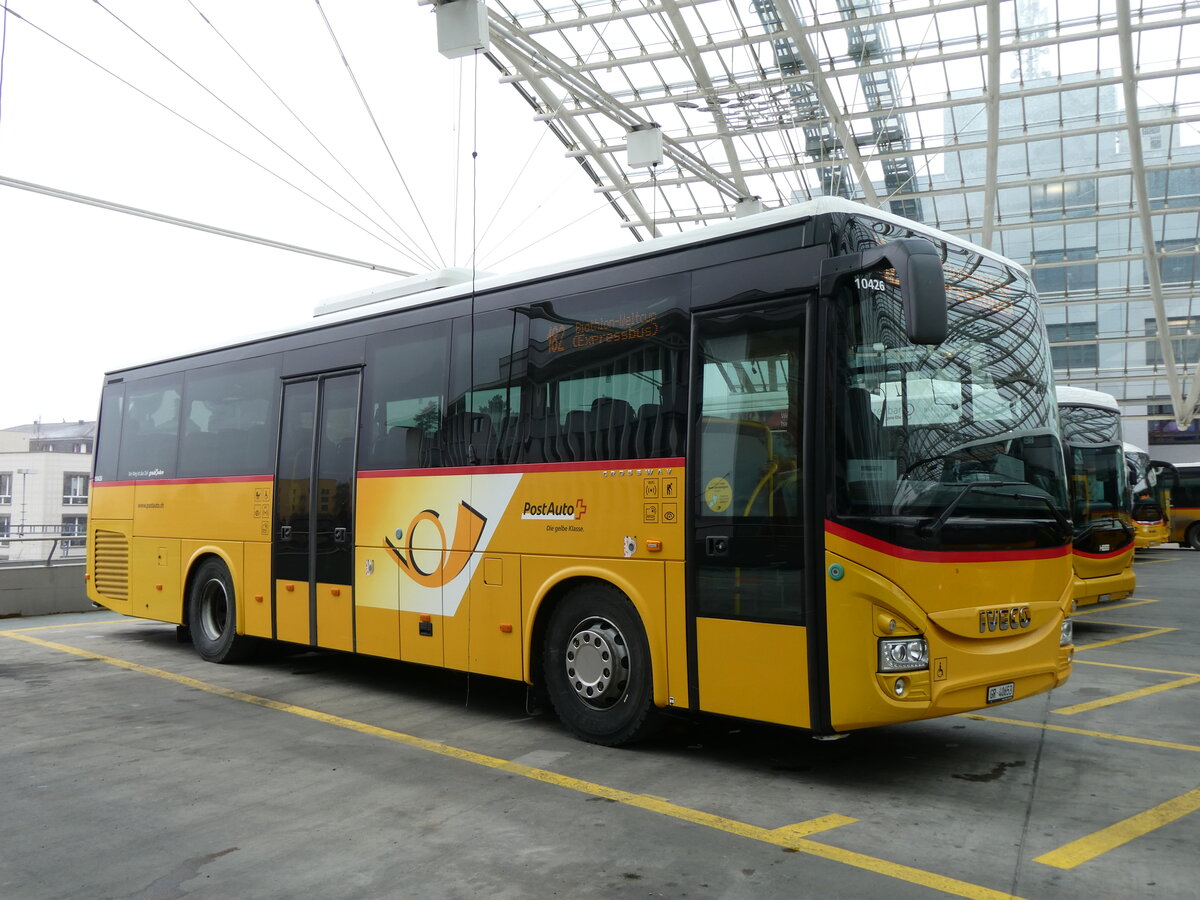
[831,234,1069,552]
[1060,405,1131,530]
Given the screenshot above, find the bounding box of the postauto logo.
[521,499,587,521]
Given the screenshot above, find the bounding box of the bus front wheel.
[543,584,659,746]
[188,558,258,663]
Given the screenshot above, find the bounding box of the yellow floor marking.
[1034,786,1200,870]
[1077,659,1200,678]
[961,714,1200,753]
[772,814,858,838]
[1132,556,1180,565]
[2,630,1027,900]
[2,617,128,633]
[1052,675,1200,715]
[1072,598,1159,616]
[1075,626,1176,651]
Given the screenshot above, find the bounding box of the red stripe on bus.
[358,458,687,478]
[824,520,1069,563]
[93,474,274,487]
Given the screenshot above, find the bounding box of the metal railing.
[0,525,87,566]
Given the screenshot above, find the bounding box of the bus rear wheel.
[188,558,258,663]
[1187,524,1200,551]
[543,584,658,746]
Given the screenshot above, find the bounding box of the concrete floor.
[2,549,1197,899]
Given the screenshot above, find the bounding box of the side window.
[117,375,182,480]
[93,381,125,483]
[452,310,527,466]
[1179,471,1200,507]
[178,358,279,478]
[520,275,689,463]
[361,320,451,470]
[698,310,802,520]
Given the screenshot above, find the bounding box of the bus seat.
[563,410,591,461]
[523,413,558,463]
[636,403,685,458]
[472,415,495,466]
[590,397,635,460]
[181,432,221,474]
[243,425,268,471]
[217,430,248,472]
[443,412,490,466]
[381,425,422,469]
[495,415,520,465]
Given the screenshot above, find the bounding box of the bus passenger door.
[274,371,361,651]
[689,303,810,728]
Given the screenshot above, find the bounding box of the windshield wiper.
[1075,516,1135,544]
[918,481,1069,540]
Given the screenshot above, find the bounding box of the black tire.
[188,558,258,663]
[543,583,659,746]
[1188,524,1200,552]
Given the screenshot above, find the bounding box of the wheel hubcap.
[198,578,229,642]
[564,616,630,710]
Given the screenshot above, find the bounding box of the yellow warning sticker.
[705,477,732,513]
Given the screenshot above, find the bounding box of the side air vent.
[93,530,130,601]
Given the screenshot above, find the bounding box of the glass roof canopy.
[477,0,1200,431]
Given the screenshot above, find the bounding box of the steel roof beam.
[979,0,1001,251]
[507,0,714,37]
[657,0,752,198]
[1116,0,1191,426]
[574,112,1197,187]
[488,13,744,203]
[532,65,1200,126]
[496,15,1192,86]
[488,33,664,236]
[505,0,985,41]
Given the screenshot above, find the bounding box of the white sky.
[0,0,631,428]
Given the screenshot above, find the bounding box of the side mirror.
[820,237,948,345]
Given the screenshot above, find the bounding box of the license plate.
[987,682,1015,704]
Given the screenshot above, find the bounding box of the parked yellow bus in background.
[1125,443,1172,549]
[1166,462,1200,550]
[87,198,1074,745]
[1056,386,1135,607]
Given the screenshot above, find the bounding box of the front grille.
[93,530,129,601]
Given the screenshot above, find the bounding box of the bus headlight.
[879,637,929,672]
[1060,617,1074,647]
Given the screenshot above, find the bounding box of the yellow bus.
[1168,462,1200,550]
[1124,443,1172,549]
[87,198,1074,745]
[1055,386,1135,606]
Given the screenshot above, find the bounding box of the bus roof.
[1055,384,1120,413]
[104,195,1024,377]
